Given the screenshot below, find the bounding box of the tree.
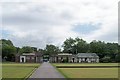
[63,37,88,54]
[105,43,118,61]
[44,44,61,55]
[75,38,88,53]
[19,46,34,53]
[115,53,120,62]
[114,45,120,62]
[38,49,45,53]
[31,47,38,52]
[89,40,106,59]
[62,37,76,53]
[2,39,14,46]
[1,39,16,61]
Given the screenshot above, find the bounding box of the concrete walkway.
[29,62,65,79]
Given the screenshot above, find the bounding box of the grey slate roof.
[77,53,99,58]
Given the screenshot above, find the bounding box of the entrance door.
[72,58,75,63]
[22,58,24,62]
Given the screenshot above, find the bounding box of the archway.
[43,54,49,62]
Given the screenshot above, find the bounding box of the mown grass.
[58,68,118,78]
[53,63,119,78]
[2,63,40,80]
[53,63,118,66]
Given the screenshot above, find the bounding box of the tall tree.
[63,37,88,54]
[75,38,88,53]
[105,43,118,60]
[89,40,106,59]
[45,44,61,55]
[1,39,16,61]
[62,37,75,53]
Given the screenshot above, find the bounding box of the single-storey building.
[15,53,43,63]
[77,53,99,63]
[49,53,76,63]
[16,53,99,63]
[50,53,99,63]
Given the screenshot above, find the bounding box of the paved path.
[29,62,65,79]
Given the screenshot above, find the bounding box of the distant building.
[15,53,43,63]
[77,53,99,63]
[16,53,99,63]
[50,53,74,63]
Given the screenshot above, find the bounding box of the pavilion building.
[16,53,99,63]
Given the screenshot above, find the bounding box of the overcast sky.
[0,0,119,49]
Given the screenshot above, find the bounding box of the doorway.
[72,58,75,63]
[43,55,49,62]
[22,58,24,62]
[20,56,26,63]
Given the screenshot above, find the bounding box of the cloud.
[1,0,119,48]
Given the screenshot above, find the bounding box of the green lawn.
[58,68,118,78]
[53,63,118,66]
[2,63,40,79]
[53,63,119,78]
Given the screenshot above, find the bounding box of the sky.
[0,0,119,49]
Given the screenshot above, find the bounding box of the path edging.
[51,63,67,78]
[24,66,39,80]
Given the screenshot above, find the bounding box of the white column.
[82,58,85,62]
[96,58,99,63]
[87,58,89,63]
[79,58,81,63]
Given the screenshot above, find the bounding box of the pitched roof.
[77,53,99,58]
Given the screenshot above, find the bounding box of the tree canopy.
[44,44,61,55]
[62,37,119,62]
[63,37,89,53]
[19,46,35,54]
[1,38,119,62]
